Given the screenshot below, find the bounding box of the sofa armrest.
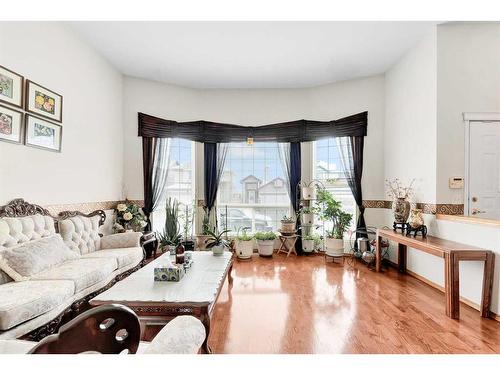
[142,316,205,354]
[100,232,142,250]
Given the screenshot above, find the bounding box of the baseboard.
[384,259,499,321]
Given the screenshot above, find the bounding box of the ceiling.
[69,21,437,89]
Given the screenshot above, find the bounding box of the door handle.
[471,208,486,215]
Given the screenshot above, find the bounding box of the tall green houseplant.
[315,188,352,239]
[157,197,181,251]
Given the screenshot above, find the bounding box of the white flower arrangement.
[114,201,148,233]
[385,178,415,200]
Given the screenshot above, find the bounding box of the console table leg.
[398,243,407,273]
[375,235,382,272]
[481,252,495,318]
[445,253,460,319]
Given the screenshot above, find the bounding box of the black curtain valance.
[138,111,367,142]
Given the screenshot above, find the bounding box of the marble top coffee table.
[90,251,234,353]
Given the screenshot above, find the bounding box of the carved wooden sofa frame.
[0,198,146,342]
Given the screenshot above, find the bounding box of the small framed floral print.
[25,115,62,152]
[25,80,63,123]
[0,105,23,144]
[0,65,24,108]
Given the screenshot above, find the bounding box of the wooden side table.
[276,235,298,257]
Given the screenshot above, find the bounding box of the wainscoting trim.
[362,200,464,216]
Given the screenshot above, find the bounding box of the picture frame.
[0,105,24,144]
[0,65,24,109]
[25,115,62,152]
[25,80,63,123]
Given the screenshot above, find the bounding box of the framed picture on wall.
[0,65,24,108]
[25,80,63,123]
[0,105,23,144]
[25,115,62,152]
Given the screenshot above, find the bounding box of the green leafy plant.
[255,231,277,241]
[205,228,231,249]
[157,198,181,249]
[180,203,195,241]
[237,227,253,241]
[315,188,352,239]
[114,201,148,232]
[201,208,213,235]
[299,206,317,215]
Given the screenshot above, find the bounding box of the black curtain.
[290,142,302,254]
[337,136,366,238]
[203,143,228,223]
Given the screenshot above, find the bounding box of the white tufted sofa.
[0,200,145,340]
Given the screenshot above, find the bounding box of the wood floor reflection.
[209,254,500,354]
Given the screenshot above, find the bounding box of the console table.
[376,228,495,320]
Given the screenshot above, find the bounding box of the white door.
[469,121,500,219]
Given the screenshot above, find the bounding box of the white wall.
[385,29,437,204]
[122,75,386,227]
[385,23,500,314]
[0,22,124,205]
[436,22,500,204]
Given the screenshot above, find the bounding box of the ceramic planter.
[257,240,274,257]
[325,237,345,256]
[408,208,424,228]
[211,244,225,256]
[280,221,296,234]
[302,186,316,200]
[236,239,254,259]
[302,239,315,253]
[301,213,314,225]
[196,234,211,250]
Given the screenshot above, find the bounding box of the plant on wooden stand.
[280,215,296,234]
[316,188,352,256]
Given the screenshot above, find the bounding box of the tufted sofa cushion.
[58,216,102,255]
[0,215,56,249]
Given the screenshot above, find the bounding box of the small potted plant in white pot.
[302,185,316,200]
[255,231,277,257]
[205,228,231,256]
[280,216,296,234]
[235,227,254,260]
[299,206,316,226]
[302,234,316,253]
[316,188,353,257]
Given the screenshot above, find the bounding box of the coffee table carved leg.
[200,307,212,354]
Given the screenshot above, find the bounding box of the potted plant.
[255,231,277,257]
[156,198,182,254]
[316,188,352,256]
[235,227,254,260]
[196,208,212,250]
[180,203,195,251]
[280,215,296,234]
[299,206,316,226]
[302,185,316,200]
[205,228,231,256]
[302,233,320,253]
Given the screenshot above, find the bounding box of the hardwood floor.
[209,253,500,354]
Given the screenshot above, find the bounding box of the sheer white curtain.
[150,138,171,232]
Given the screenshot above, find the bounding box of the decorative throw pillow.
[0,234,80,281]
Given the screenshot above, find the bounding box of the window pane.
[152,139,195,236]
[314,138,357,234]
[218,142,290,233]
